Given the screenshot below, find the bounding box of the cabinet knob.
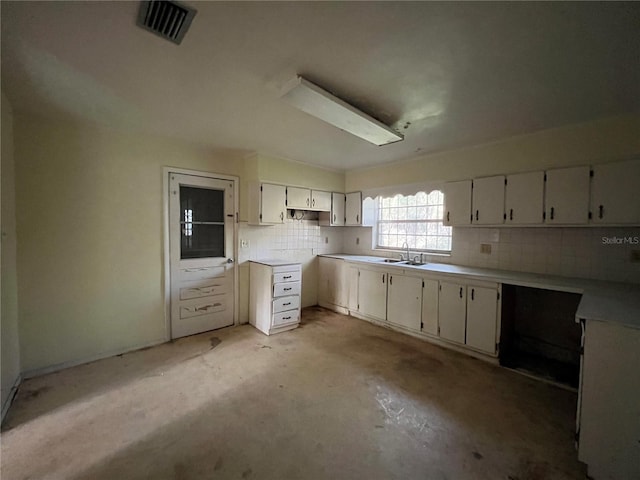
[475,210,479,221]
[459,287,463,298]
[312,198,315,207]
[598,205,604,219]
[471,288,475,300]
[447,211,450,223]
[550,207,555,220]
[333,214,336,222]
[356,214,359,223]
[509,209,513,221]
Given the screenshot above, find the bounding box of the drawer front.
[273,281,301,298]
[273,270,301,284]
[272,265,300,275]
[180,295,227,319]
[273,295,300,314]
[273,310,300,327]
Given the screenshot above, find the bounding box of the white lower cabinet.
[421,278,439,336]
[358,267,387,321]
[318,257,348,311]
[438,280,500,354]
[438,282,467,344]
[465,286,499,354]
[387,273,422,331]
[249,261,302,335]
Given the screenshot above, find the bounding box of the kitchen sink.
[381,258,403,263]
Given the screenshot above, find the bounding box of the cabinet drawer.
[273,281,300,297]
[273,270,301,284]
[272,264,300,275]
[273,295,300,314]
[273,310,300,327]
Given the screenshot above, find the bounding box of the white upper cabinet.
[249,183,286,225]
[319,192,346,226]
[505,171,545,224]
[545,166,590,224]
[286,186,311,210]
[590,159,640,225]
[387,273,422,331]
[311,190,332,211]
[345,192,362,226]
[472,176,505,225]
[443,180,472,226]
[465,286,498,354]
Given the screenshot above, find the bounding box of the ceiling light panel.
[280,76,403,146]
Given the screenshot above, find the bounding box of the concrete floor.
[1,307,586,480]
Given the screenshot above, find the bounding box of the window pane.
[180,186,225,259]
[180,187,224,222]
[181,224,224,259]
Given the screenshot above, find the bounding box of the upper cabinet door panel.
[261,183,286,224]
[545,166,590,224]
[591,159,640,225]
[311,190,332,211]
[505,171,545,225]
[332,193,346,226]
[443,180,472,226]
[472,175,505,225]
[345,192,362,226]
[287,187,311,210]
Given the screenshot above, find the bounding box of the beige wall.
[1,92,21,415]
[346,114,640,191]
[14,113,245,374]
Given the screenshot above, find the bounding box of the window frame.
[373,190,452,254]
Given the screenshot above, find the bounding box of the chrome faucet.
[401,241,410,262]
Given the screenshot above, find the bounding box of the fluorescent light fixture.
[280,76,403,146]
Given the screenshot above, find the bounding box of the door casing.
[162,167,239,341]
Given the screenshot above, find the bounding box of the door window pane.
[180,186,225,259]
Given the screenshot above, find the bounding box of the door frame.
[162,167,239,341]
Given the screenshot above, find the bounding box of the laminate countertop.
[319,254,640,330]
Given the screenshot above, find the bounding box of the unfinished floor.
[1,307,586,480]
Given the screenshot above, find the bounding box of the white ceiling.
[2,1,639,170]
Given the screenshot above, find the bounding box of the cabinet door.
[465,286,498,354]
[505,171,545,224]
[358,268,387,321]
[311,190,332,211]
[591,159,640,225]
[345,192,362,226]
[332,193,346,226]
[421,279,439,336]
[318,257,334,305]
[443,180,472,226]
[334,259,349,308]
[287,186,311,209]
[472,176,505,225]
[261,184,286,224]
[545,166,590,224]
[348,266,359,311]
[387,274,422,331]
[438,282,466,344]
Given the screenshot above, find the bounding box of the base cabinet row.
[319,258,500,356]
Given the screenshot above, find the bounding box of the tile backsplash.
[343,226,640,284]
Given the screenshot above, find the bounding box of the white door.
[465,286,498,354]
[505,171,545,224]
[438,282,466,344]
[443,180,472,226]
[260,183,286,224]
[345,192,362,226]
[358,268,387,320]
[331,193,345,226]
[590,159,640,224]
[169,173,235,339]
[421,278,439,336]
[472,176,505,225]
[387,274,422,330]
[545,166,590,224]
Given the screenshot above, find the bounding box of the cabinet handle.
[283,275,292,279]
[333,214,336,222]
[446,211,450,222]
[390,275,393,285]
[283,302,291,306]
[598,205,604,219]
[283,316,291,320]
[306,198,309,206]
[312,198,315,207]
[459,287,463,298]
[550,207,554,220]
[471,288,475,301]
[356,214,359,223]
[382,274,385,284]
[284,287,292,291]
[475,210,479,221]
[509,209,513,221]
[280,211,284,221]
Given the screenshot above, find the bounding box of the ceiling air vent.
[137,1,197,45]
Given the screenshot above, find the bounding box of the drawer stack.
[249,261,302,335]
